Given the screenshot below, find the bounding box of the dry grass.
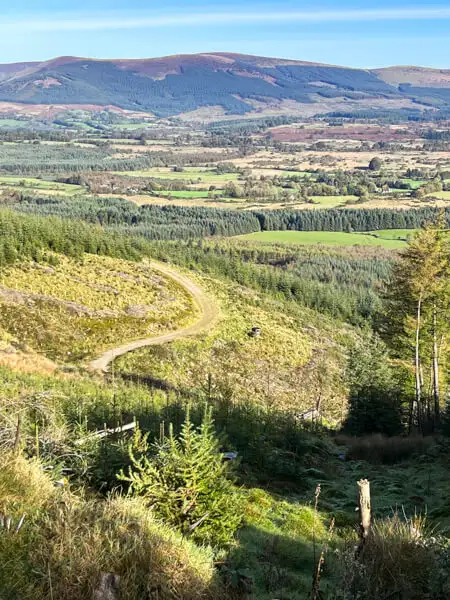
[331,512,448,600]
[0,456,223,600]
[0,339,58,375]
[0,453,54,513]
[335,434,435,464]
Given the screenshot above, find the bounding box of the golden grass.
[0,348,57,375]
[116,272,344,412]
[0,456,222,600]
[0,453,54,513]
[0,256,197,362]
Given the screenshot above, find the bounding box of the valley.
[0,53,449,600]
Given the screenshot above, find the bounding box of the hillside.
[0,52,449,117]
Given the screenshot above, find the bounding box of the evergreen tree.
[120,407,242,547]
[344,333,403,436]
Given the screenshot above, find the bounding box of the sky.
[1,1,450,68]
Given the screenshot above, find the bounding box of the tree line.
[0,209,148,267]
[8,193,450,241]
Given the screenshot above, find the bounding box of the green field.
[400,178,426,189]
[0,119,28,127]
[368,229,416,241]
[116,168,239,184]
[0,177,84,195]
[238,230,407,248]
[309,195,358,207]
[159,190,219,198]
[426,190,450,199]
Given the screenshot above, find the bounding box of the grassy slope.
[115,270,348,416]
[0,364,448,600]
[0,454,220,600]
[238,230,407,248]
[0,251,448,599]
[0,255,196,362]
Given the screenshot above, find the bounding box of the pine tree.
[120,407,242,547]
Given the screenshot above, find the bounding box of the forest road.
[88,260,217,373]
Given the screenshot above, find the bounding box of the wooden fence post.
[356,478,371,556]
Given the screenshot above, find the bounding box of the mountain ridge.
[0,52,449,118]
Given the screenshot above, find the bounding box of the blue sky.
[1,1,450,68]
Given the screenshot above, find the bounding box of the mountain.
[0,53,448,118]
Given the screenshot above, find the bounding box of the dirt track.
[88,261,217,372]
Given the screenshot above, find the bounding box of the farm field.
[0,118,26,127]
[0,176,84,195]
[368,229,417,241]
[115,167,240,185]
[237,230,407,247]
[159,190,220,198]
[309,195,358,207]
[427,190,450,199]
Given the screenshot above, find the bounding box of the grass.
[0,255,196,362]
[115,269,346,414]
[426,190,450,199]
[159,190,220,198]
[309,195,358,208]
[368,229,416,241]
[401,178,427,189]
[228,488,330,599]
[237,230,407,248]
[0,454,221,600]
[0,119,27,127]
[115,168,239,185]
[0,176,84,195]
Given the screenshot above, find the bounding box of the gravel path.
[88,261,217,372]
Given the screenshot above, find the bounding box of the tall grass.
[330,511,448,599]
[335,434,435,464]
[0,455,223,600]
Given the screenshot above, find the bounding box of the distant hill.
[0,53,449,118]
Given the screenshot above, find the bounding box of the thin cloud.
[2,7,450,33]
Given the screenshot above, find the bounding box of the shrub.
[0,455,223,600]
[331,512,449,599]
[336,434,434,464]
[120,406,243,547]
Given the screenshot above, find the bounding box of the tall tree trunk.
[414,296,423,432]
[432,305,441,428]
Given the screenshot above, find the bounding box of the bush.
[336,434,435,464]
[331,512,449,599]
[120,407,243,547]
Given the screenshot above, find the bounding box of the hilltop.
[0,52,449,118]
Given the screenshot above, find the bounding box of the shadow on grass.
[225,524,320,600]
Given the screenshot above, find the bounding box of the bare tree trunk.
[432,306,441,428]
[356,479,371,557]
[414,296,423,432]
